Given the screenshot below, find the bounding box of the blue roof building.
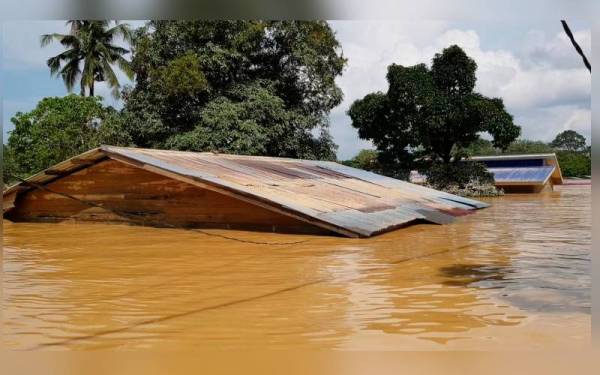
[471,153,564,193]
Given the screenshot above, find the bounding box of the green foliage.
[122,20,346,160]
[461,139,497,156]
[341,149,381,171]
[3,144,18,187]
[556,150,590,177]
[4,95,128,180]
[463,138,554,156]
[551,130,587,151]
[164,86,272,155]
[151,52,209,98]
[505,139,554,154]
[348,45,520,185]
[41,20,133,97]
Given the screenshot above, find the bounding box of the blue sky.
[1,19,591,159]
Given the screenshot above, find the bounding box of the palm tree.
[41,20,134,98]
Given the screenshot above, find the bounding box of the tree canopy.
[121,20,346,160]
[556,150,590,177]
[550,130,587,151]
[464,138,554,156]
[4,95,128,181]
[41,20,134,97]
[341,149,380,171]
[348,45,520,179]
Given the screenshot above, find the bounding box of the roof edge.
[470,153,559,161]
[3,148,107,196]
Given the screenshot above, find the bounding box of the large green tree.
[348,45,520,179]
[121,21,346,159]
[4,95,130,181]
[41,20,134,97]
[550,130,587,151]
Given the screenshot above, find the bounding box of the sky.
[1,19,591,160]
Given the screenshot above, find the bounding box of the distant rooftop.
[470,153,559,161]
[471,153,563,191]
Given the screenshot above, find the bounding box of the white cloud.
[513,105,591,144]
[422,28,591,110]
[328,22,591,159]
[564,108,591,139]
[2,21,68,70]
[498,67,590,109]
[521,29,591,70]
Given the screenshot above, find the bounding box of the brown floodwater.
[1,185,591,350]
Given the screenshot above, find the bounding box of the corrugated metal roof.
[4,146,489,238]
[488,166,555,185]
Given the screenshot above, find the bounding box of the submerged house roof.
[3,146,488,238]
[471,153,563,188]
[471,154,563,185]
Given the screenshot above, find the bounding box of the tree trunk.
[90,82,95,97]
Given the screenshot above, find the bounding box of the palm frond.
[40,33,68,47]
[115,55,134,80]
[59,58,82,92]
[101,60,121,98]
[46,49,80,75]
[106,23,133,44]
[66,20,84,33]
[94,43,114,61]
[81,55,98,91]
[57,34,81,48]
[46,56,62,76]
[104,45,130,57]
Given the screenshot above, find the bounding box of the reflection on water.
[1,185,591,350]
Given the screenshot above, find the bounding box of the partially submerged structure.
[471,154,564,193]
[3,146,487,237]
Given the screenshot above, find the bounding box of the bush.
[556,151,590,178]
[504,139,554,154]
[341,149,380,170]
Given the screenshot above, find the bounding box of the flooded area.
[1,185,591,350]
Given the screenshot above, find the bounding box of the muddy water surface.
[2,185,591,350]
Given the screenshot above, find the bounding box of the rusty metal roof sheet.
[4,146,488,237]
